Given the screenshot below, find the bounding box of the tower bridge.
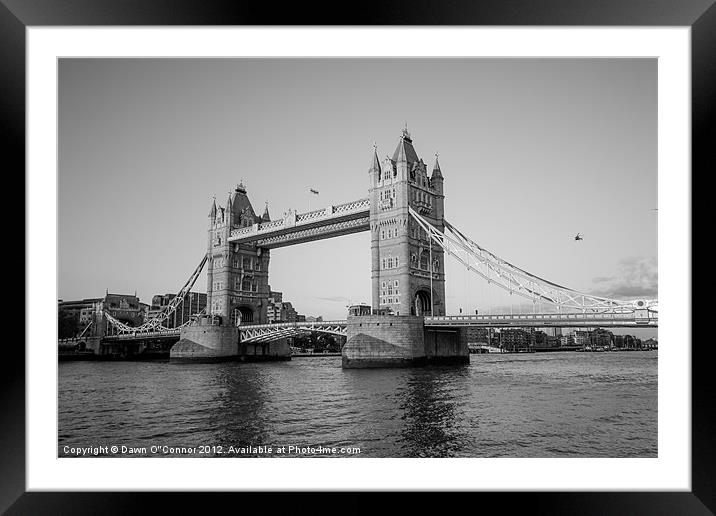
[87,127,656,366]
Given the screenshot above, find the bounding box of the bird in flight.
[574,233,584,241]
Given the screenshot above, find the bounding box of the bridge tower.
[343,128,466,368]
[369,127,446,317]
[206,183,271,325]
[172,183,280,361]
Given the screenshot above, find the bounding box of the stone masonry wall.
[343,315,425,367]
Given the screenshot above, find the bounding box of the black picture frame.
[4,1,709,513]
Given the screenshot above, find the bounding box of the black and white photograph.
[3,2,706,508]
[56,56,659,460]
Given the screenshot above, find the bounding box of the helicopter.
[574,233,584,241]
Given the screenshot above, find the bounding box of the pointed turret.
[209,197,217,218]
[431,153,443,180]
[391,125,420,181]
[392,125,419,165]
[261,202,271,222]
[431,153,444,195]
[229,181,260,226]
[226,192,235,226]
[369,145,381,173]
[369,145,382,185]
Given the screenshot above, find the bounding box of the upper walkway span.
[228,198,370,248]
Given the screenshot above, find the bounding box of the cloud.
[590,256,657,299]
[315,296,352,303]
[592,276,615,284]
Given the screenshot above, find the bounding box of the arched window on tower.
[419,250,429,270]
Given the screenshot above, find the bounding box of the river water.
[58,351,657,458]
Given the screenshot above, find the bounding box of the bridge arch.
[231,306,255,326]
[239,321,348,343]
[413,289,432,316]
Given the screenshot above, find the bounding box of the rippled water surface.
[59,351,657,457]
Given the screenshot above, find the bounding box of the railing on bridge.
[103,328,181,340]
[425,312,657,328]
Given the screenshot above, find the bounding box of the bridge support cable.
[103,254,209,335]
[408,207,656,315]
[77,321,93,338]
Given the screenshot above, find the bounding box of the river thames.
[58,351,657,458]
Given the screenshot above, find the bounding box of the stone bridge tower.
[369,128,446,317]
[206,183,272,325]
[342,128,466,368]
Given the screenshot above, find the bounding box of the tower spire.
[392,125,418,164]
[209,196,217,218]
[369,144,381,172]
[431,152,443,178]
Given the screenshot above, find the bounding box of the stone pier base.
[170,316,292,363]
[170,317,239,362]
[239,338,291,362]
[342,315,469,368]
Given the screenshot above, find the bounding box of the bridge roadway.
[101,311,656,342]
[424,312,657,328]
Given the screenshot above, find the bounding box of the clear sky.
[58,58,657,332]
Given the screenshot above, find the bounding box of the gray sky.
[59,58,657,328]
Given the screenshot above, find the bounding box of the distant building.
[59,298,102,323]
[466,327,491,344]
[560,334,575,347]
[570,328,615,349]
[532,330,560,349]
[573,331,590,348]
[149,292,207,328]
[265,290,300,323]
[348,304,371,316]
[541,327,563,338]
[589,328,614,349]
[499,329,531,351]
[60,292,144,327]
[58,292,145,338]
[643,338,658,350]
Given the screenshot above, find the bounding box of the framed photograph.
[6,0,709,513]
